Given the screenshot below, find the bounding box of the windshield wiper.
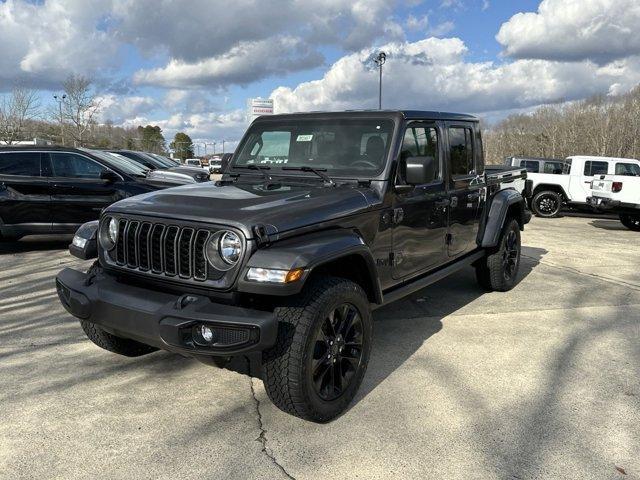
[233,164,280,189]
[282,166,336,186]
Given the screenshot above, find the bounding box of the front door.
[445,124,483,257]
[392,122,449,280]
[0,151,51,229]
[45,152,121,228]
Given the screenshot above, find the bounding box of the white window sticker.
[296,134,313,142]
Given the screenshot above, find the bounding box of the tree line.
[483,85,640,164]
[0,75,195,160]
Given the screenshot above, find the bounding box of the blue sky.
[1,0,639,150]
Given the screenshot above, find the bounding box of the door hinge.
[392,207,404,224]
[445,233,453,246]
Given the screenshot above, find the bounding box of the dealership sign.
[247,98,274,122]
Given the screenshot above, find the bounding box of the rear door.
[45,151,121,227]
[0,151,51,229]
[445,123,483,257]
[391,121,449,280]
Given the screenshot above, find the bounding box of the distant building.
[0,138,53,146]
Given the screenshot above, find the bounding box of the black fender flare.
[237,229,382,303]
[532,183,569,201]
[480,189,527,248]
[69,220,99,260]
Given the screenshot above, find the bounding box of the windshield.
[232,119,395,177]
[83,149,148,177]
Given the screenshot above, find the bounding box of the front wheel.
[475,218,521,292]
[262,276,373,423]
[620,213,640,231]
[531,190,562,217]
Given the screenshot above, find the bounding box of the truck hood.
[106,181,380,238]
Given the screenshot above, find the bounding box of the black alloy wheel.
[310,303,364,401]
[502,229,520,281]
[534,191,561,217]
[620,213,640,231]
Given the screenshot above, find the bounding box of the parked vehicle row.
[0,146,209,240]
[56,110,530,423]
[527,155,640,217]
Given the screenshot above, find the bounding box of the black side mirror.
[100,170,119,183]
[405,156,437,185]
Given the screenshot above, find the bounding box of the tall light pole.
[222,140,225,154]
[53,94,66,145]
[373,52,386,110]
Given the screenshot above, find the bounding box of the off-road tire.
[531,190,562,217]
[619,213,640,231]
[475,218,521,292]
[262,276,373,423]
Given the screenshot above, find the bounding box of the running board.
[376,249,486,308]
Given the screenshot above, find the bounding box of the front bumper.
[55,268,278,357]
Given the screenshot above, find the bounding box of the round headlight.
[99,217,118,251]
[205,230,243,270]
[219,231,242,265]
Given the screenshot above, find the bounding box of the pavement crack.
[249,377,296,480]
[522,254,640,291]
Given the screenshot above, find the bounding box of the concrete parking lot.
[1,216,638,480]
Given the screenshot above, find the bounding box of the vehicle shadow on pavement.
[353,248,546,406]
[0,235,73,254]
[589,219,627,231]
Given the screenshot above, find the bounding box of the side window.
[50,153,106,178]
[448,127,474,177]
[615,163,640,176]
[0,152,41,176]
[400,124,440,182]
[583,161,608,176]
[543,161,564,174]
[521,160,540,173]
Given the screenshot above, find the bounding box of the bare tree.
[0,87,41,145]
[60,75,101,147]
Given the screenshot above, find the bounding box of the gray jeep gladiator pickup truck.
[56,110,530,422]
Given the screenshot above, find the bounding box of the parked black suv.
[56,111,530,422]
[0,147,167,240]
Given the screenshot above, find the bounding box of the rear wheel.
[262,276,373,423]
[531,190,562,217]
[620,213,640,231]
[475,218,521,292]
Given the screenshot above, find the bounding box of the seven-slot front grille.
[110,218,212,282]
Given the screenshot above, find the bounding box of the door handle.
[435,198,450,207]
[467,192,481,200]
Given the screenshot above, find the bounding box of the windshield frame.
[229,114,401,181]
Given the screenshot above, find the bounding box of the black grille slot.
[138,223,152,271]
[150,224,165,273]
[178,228,194,278]
[193,230,209,281]
[115,219,127,265]
[126,221,139,267]
[105,218,222,283]
[164,226,179,276]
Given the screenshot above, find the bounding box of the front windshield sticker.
[296,134,313,142]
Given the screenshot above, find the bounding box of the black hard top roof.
[254,110,479,122]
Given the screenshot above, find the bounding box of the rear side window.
[448,127,474,177]
[50,153,106,178]
[615,163,640,176]
[521,160,540,173]
[543,161,565,174]
[583,161,608,176]
[0,152,41,176]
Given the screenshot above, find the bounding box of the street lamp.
[373,52,386,110]
[53,94,66,145]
